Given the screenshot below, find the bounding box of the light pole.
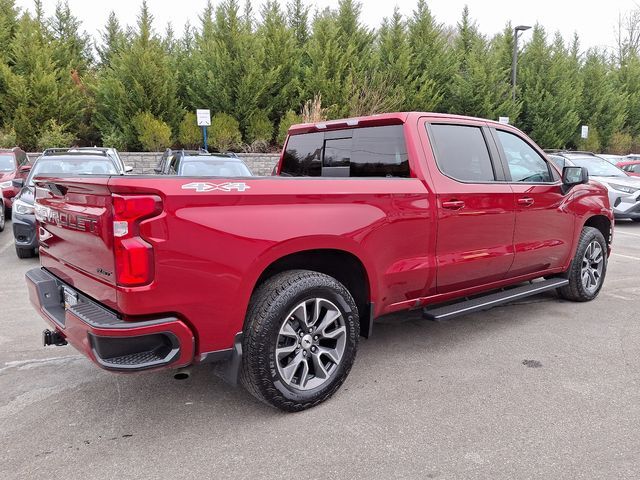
[511,25,531,101]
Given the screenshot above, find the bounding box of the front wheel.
[241,270,359,412]
[0,203,4,232]
[558,226,607,302]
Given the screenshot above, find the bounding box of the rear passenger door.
[491,128,574,276]
[425,121,516,294]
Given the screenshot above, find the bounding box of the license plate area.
[62,286,78,310]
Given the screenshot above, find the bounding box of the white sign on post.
[196,109,211,127]
[581,125,589,139]
[498,116,510,125]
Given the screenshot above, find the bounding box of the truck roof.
[287,112,513,135]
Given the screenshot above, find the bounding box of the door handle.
[518,197,534,206]
[442,200,465,210]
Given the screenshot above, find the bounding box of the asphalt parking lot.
[1,220,640,480]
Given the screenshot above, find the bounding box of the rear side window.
[351,126,409,177]
[429,124,495,182]
[281,125,409,178]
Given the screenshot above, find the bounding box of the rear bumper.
[26,268,195,372]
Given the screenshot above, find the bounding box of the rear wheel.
[558,226,607,302]
[241,270,359,412]
[15,245,35,259]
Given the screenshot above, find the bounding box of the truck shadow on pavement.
[76,290,565,416]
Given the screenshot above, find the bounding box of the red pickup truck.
[26,112,613,411]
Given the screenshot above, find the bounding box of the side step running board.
[422,278,569,321]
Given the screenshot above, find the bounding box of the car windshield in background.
[28,157,118,185]
[179,158,251,177]
[569,156,627,177]
[0,154,16,172]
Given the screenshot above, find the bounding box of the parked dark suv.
[155,149,252,176]
[12,151,126,258]
[0,147,31,214]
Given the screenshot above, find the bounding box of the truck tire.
[241,270,359,411]
[558,226,607,302]
[15,245,35,259]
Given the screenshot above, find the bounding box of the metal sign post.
[196,109,212,150]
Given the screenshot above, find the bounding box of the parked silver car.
[549,152,640,222]
[599,154,626,165]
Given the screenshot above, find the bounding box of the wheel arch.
[252,248,374,338]
[583,214,613,248]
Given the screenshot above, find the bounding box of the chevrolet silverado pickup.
[26,112,613,411]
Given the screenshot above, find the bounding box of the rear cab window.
[281,125,410,178]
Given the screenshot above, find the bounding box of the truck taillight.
[112,194,162,287]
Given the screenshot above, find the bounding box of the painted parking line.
[612,253,640,261]
[614,230,640,238]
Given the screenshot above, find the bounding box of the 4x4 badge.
[181,182,251,193]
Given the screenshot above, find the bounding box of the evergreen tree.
[96,12,127,68]
[377,7,411,108]
[94,1,180,148]
[258,0,300,122]
[580,49,626,149]
[50,1,92,73]
[446,7,519,120]
[287,0,309,47]
[406,0,454,111]
[519,26,581,148]
[2,12,85,149]
[0,0,19,64]
[617,52,640,135]
[302,9,350,116]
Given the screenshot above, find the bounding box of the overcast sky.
[14,0,640,51]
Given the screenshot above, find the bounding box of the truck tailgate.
[35,178,117,307]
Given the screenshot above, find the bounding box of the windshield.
[27,157,118,185]
[569,156,627,177]
[179,158,252,177]
[0,154,16,172]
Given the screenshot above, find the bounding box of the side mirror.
[153,167,163,174]
[12,178,24,189]
[124,165,134,173]
[18,164,32,174]
[562,166,589,192]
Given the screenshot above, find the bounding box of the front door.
[424,121,516,294]
[491,128,574,276]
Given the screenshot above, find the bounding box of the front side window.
[429,124,495,182]
[496,130,553,183]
